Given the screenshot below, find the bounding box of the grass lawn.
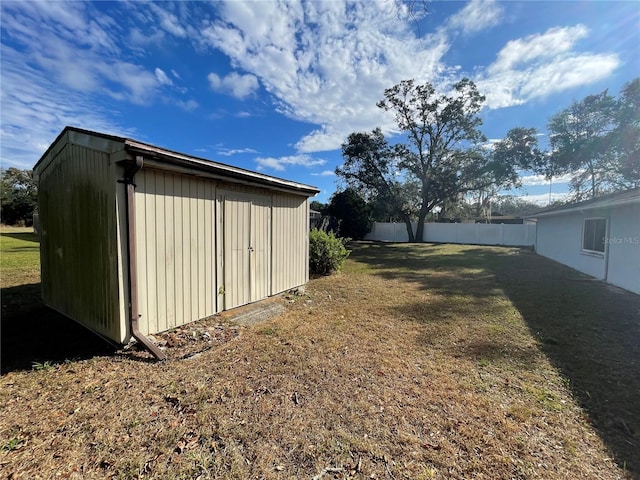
[0,227,40,288]
[1,231,639,479]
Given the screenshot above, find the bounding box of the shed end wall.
[37,143,123,341]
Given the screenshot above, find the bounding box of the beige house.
[34,127,319,359]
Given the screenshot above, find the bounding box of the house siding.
[536,203,640,295]
[606,203,640,294]
[536,212,607,280]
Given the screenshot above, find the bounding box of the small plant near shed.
[2,437,24,452]
[309,228,350,275]
[31,360,55,372]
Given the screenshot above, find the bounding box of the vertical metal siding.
[223,195,251,309]
[251,198,272,301]
[38,143,121,341]
[115,180,130,343]
[271,194,309,294]
[221,192,272,309]
[134,169,216,335]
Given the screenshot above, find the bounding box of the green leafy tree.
[546,81,640,200]
[309,200,328,215]
[339,79,521,241]
[368,178,422,223]
[480,127,550,215]
[1,168,38,225]
[548,89,617,200]
[606,78,640,188]
[492,196,544,216]
[327,188,372,240]
[338,128,419,240]
[506,78,640,202]
[492,127,546,177]
[377,78,490,241]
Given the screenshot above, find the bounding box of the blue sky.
[1,0,638,205]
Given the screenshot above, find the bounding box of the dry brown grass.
[1,239,638,479]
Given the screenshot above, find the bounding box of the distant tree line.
[1,168,38,226]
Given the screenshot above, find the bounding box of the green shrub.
[309,228,350,275]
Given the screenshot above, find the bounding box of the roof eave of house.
[525,192,640,219]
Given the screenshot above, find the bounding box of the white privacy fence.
[365,222,536,247]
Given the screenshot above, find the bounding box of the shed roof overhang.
[35,126,321,197]
[123,140,320,197]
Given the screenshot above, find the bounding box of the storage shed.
[34,127,319,359]
[528,188,639,295]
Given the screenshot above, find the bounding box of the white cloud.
[447,0,503,35]
[192,2,621,151]
[0,0,627,173]
[128,27,166,48]
[478,26,620,108]
[0,49,136,168]
[489,25,588,74]
[518,192,571,206]
[149,3,187,38]
[0,1,184,167]
[482,138,502,151]
[311,170,336,177]
[155,67,173,86]
[175,99,199,111]
[217,147,259,157]
[102,62,160,104]
[255,154,326,172]
[200,1,452,153]
[1,2,163,104]
[520,171,577,186]
[519,54,619,99]
[208,72,259,99]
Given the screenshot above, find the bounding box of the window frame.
[581,217,607,255]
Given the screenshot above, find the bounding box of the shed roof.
[525,187,640,218]
[35,126,320,197]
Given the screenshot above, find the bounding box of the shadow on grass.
[1,283,117,374]
[350,241,640,477]
[1,232,40,244]
[492,251,640,477]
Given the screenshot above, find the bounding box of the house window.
[582,218,606,253]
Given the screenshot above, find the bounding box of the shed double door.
[223,194,271,310]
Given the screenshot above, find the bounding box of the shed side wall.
[38,143,121,341]
[134,169,216,335]
[606,203,640,294]
[271,194,309,294]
